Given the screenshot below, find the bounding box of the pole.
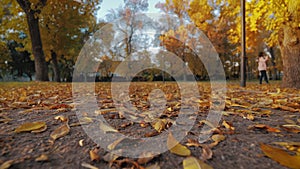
[240,0,246,87]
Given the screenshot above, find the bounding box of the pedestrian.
[257,52,269,84]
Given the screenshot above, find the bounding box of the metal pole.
[240,0,246,87]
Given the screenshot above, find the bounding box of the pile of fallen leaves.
[0,82,300,169]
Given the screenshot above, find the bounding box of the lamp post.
[240,0,246,87]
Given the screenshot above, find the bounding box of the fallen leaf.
[201,144,213,161]
[152,119,167,133]
[54,115,68,122]
[15,121,46,133]
[89,148,100,161]
[108,138,124,150]
[50,123,70,142]
[81,162,99,169]
[167,132,191,156]
[79,139,84,147]
[137,152,156,164]
[146,163,161,169]
[35,154,49,162]
[260,143,300,169]
[280,124,300,133]
[31,125,47,133]
[284,119,296,124]
[222,120,235,130]
[183,156,213,169]
[211,134,225,143]
[248,124,281,133]
[103,151,120,163]
[99,122,118,133]
[0,160,14,169]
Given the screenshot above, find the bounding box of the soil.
[0,82,299,169]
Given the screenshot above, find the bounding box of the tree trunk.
[268,47,279,80]
[26,11,49,81]
[278,26,300,89]
[51,50,61,82]
[16,0,49,81]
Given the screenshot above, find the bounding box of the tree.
[221,0,299,88]
[40,0,101,82]
[15,0,49,81]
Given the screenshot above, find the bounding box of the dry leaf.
[31,124,47,133]
[260,143,300,169]
[201,144,213,161]
[108,138,124,150]
[183,156,213,169]
[103,151,120,163]
[0,160,14,169]
[15,121,46,133]
[137,152,156,164]
[248,124,281,133]
[50,123,70,142]
[81,162,99,169]
[152,119,167,133]
[54,115,68,122]
[222,120,235,130]
[99,122,118,133]
[79,139,84,147]
[211,134,225,143]
[167,132,191,156]
[280,124,300,133]
[146,163,161,169]
[35,154,49,162]
[89,148,101,162]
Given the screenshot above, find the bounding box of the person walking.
[257,52,269,84]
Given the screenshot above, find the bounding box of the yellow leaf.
[31,124,47,133]
[152,119,167,133]
[167,132,191,156]
[0,160,14,169]
[183,156,213,169]
[260,143,300,169]
[50,123,70,142]
[222,121,235,130]
[211,134,225,143]
[15,121,46,133]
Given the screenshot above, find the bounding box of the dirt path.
[0,82,299,169]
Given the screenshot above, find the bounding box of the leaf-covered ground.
[0,82,300,169]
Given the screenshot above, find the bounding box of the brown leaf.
[50,123,70,142]
[89,148,101,162]
[81,162,99,169]
[108,138,124,150]
[248,124,281,133]
[0,160,14,169]
[211,134,225,143]
[167,132,191,156]
[260,143,300,169]
[99,122,118,133]
[280,124,300,133]
[35,154,49,162]
[137,152,156,164]
[146,163,161,169]
[201,144,213,161]
[15,121,46,133]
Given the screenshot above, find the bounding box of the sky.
[97,0,162,20]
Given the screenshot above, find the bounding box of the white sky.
[97,0,162,20]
